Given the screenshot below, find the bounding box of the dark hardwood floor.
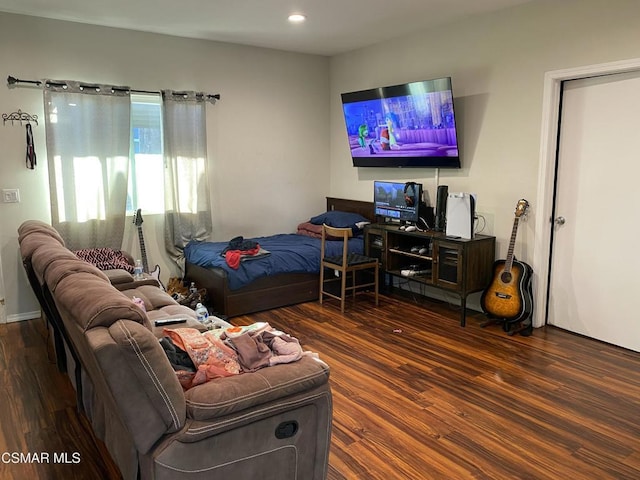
[1,292,639,479]
[0,314,121,480]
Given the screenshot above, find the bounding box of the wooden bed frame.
[184,197,375,318]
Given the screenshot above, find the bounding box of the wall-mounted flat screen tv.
[341,77,460,168]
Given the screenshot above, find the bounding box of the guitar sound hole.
[500,272,512,283]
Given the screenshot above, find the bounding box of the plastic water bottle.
[195,303,209,325]
[133,259,144,280]
[189,282,198,294]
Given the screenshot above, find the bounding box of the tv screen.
[374,181,422,224]
[341,77,460,168]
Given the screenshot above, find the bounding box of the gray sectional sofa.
[18,220,332,480]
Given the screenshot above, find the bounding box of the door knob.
[554,216,566,226]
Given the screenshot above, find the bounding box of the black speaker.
[434,185,448,232]
[418,204,434,230]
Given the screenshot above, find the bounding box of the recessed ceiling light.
[288,14,306,23]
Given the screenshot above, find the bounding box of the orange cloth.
[164,327,241,389]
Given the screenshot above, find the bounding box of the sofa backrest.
[54,271,147,331]
[18,220,187,456]
[20,220,147,332]
[18,219,66,246]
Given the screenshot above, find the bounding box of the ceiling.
[0,0,534,56]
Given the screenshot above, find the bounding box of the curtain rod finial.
[7,75,18,85]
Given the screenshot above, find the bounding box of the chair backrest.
[320,224,352,266]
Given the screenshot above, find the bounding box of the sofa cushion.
[22,238,76,284]
[119,284,180,311]
[184,355,330,421]
[44,256,110,293]
[18,219,66,246]
[147,311,204,338]
[118,285,202,337]
[55,271,148,331]
[21,231,75,268]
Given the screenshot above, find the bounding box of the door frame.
[532,57,640,328]
[0,253,5,324]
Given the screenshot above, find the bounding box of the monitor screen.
[374,181,422,223]
[341,77,460,168]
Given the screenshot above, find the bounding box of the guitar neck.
[136,227,149,273]
[504,217,520,272]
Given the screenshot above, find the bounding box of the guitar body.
[481,258,533,322]
[480,199,534,336]
[148,264,164,290]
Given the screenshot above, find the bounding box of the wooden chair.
[319,224,379,312]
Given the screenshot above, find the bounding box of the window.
[128,93,164,214]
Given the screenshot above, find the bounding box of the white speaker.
[445,193,475,239]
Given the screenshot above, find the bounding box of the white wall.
[0,13,330,320]
[329,0,640,267]
[5,0,640,320]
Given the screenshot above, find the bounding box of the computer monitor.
[373,181,422,224]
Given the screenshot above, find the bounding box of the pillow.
[308,211,370,236]
[309,210,369,228]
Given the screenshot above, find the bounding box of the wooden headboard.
[326,197,375,224]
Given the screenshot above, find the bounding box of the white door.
[548,70,640,352]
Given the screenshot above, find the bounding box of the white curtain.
[162,91,212,274]
[44,80,131,250]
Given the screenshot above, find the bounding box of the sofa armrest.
[104,269,135,285]
[184,356,330,421]
[111,276,163,291]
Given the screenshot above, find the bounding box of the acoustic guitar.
[481,199,533,328]
[133,209,164,289]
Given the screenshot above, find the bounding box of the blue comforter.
[184,233,364,290]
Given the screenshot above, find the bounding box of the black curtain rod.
[6,75,221,101]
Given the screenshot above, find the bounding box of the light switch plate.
[2,189,20,203]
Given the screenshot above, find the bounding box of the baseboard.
[6,310,41,323]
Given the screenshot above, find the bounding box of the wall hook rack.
[2,109,38,126]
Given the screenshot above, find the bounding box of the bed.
[184,197,375,317]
